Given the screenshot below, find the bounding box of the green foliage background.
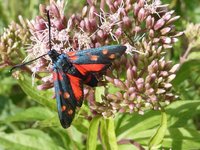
[0,0,200,149]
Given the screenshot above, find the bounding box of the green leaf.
[172,60,200,87]
[0,129,65,150]
[122,127,200,149]
[107,83,120,94]
[72,118,89,134]
[148,111,167,149]
[33,115,60,128]
[95,86,105,102]
[163,128,200,149]
[100,118,118,150]
[73,105,90,134]
[86,116,101,150]
[47,128,72,149]
[17,74,56,110]
[100,119,109,149]
[166,100,200,127]
[188,51,200,60]
[116,100,200,140]
[3,107,55,123]
[115,100,200,148]
[116,111,161,140]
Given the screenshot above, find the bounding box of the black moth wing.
[53,56,84,128]
[68,45,127,64]
[51,45,126,128]
[67,45,126,86]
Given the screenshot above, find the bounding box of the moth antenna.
[10,54,47,72]
[123,31,135,46]
[10,11,52,72]
[47,10,52,50]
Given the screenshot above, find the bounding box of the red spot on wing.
[70,55,78,61]
[67,51,76,57]
[90,55,99,61]
[102,49,108,55]
[66,74,83,102]
[62,105,67,111]
[73,64,106,75]
[109,54,115,59]
[53,71,63,80]
[63,92,70,99]
[68,109,73,115]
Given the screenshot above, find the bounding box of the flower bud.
[116,92,123,99]
[159,71,169,77]
[138,8,146,22]
[127,67,134,81]
[163,83,172,89]
[160,27,171,35]
[39,4,46,16]
[146,88,154,95]
[114,79,127,90]
[171,37,178,43]
[154,18,165,30]
[123,16,131,28]
[107,94,119,101]
[128,87,136,94]
[53,19,65,30]
[162,13,171,21]
[169,64,180,73]
[129,93,136,101]
[51,3,60,18]
[105,76,114,84]
[146,16,154,29]
[83,18,89,31]
[129,103,135,110]
[82,6,88,17]
[138,0,145,7]
[115,28,123,37]
[149,29,154,37]
[123,92,129,99]
[156,88,166,94]
[161,36,171,44]
[167,74,176,82]
[163,44,172,49]
[166,16,180,24]
[133,3,140,15]
[173,32,184,37]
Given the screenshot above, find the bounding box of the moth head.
[48,49,60,62]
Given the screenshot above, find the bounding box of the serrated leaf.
[86,116,101,150]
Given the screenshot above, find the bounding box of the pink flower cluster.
[0,0,183,117]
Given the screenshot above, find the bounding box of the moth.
[11,11,126,128]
